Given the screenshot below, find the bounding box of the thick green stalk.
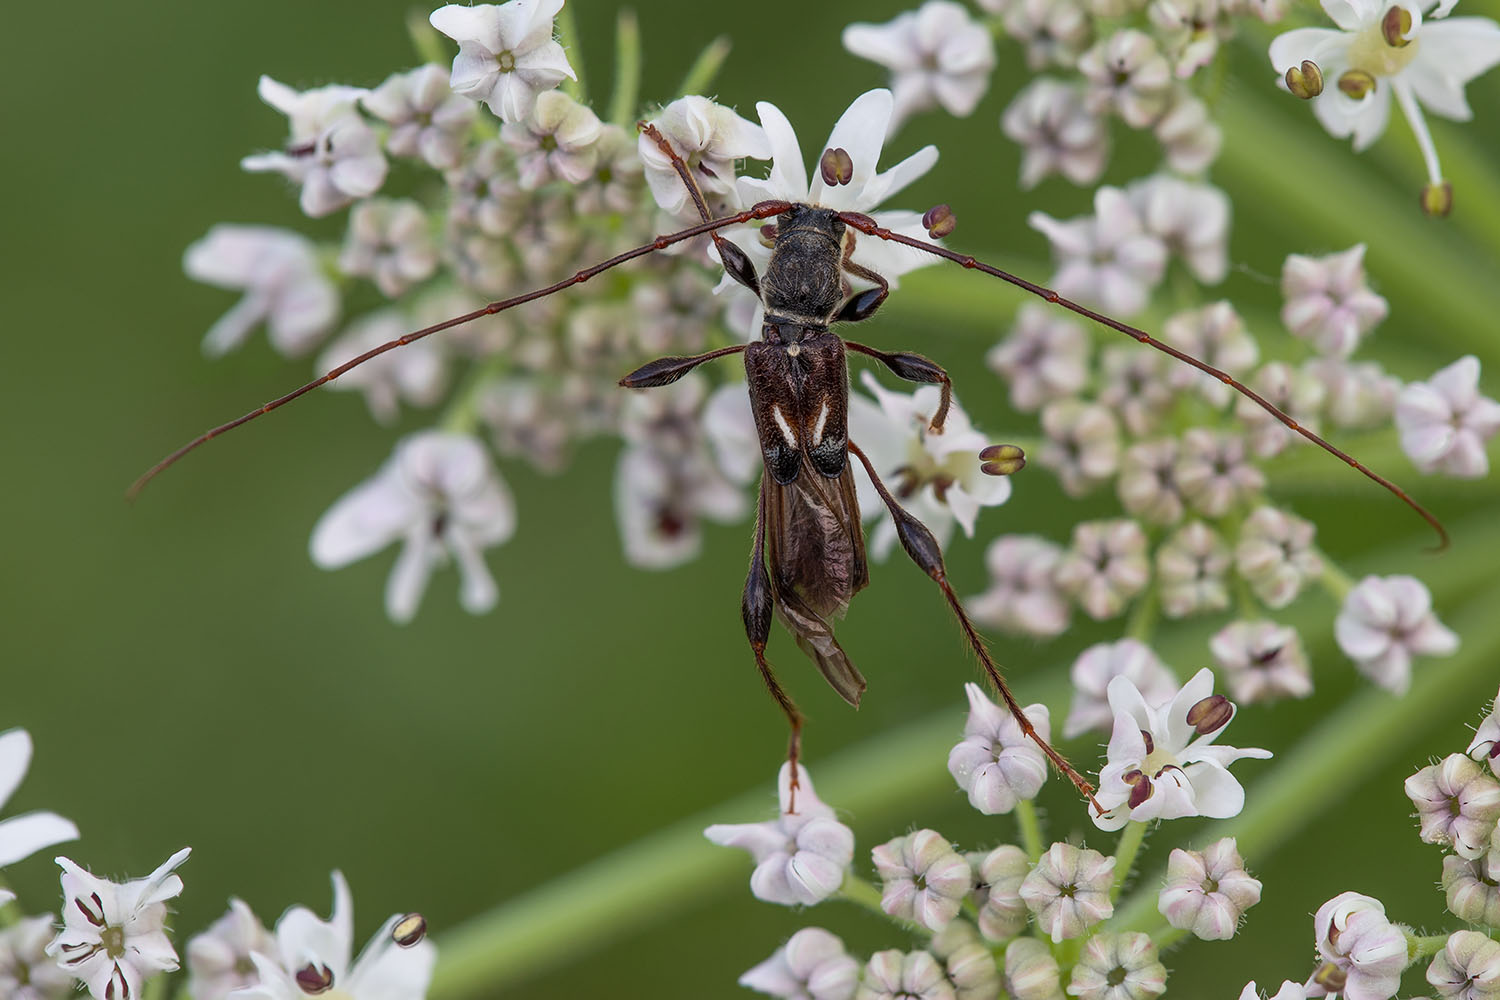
[1111,822,1148,902]
[1016,799,1046,862]
[607,9,642,128]
[554,5,585,104]
[675,37,732,99]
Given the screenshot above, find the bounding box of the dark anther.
[759,223,778,248]
[296,963,336,995]
[1382,5,1413,46]
[979,444,1025,476]
[1311,962,1347,992]
[1186,695,1233,735]
[819,147,854,186]
[1285,60,1324,99]
[392,913,428,948]
[1123,768,1153,808]
[75,894,107,927]
[1421,182,1454,217]
[1141,730,1155,754]
[922,203,956,239]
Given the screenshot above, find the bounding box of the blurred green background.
[4,0,1500,997]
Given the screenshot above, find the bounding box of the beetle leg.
[744,477,805,813]
[833,232,889,324]
[618,343,748,389]
[844,341,953,433]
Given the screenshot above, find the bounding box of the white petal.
[347,917,437,1000]
[0,811,80,867]
[753,101,810,201]
[0,730,33,808]
[385,531,437,624]
[309,474,419,568]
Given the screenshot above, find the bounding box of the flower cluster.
[716,676,1271,1000]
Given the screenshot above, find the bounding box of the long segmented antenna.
[835,210,1449,550]
[127,202,792,500]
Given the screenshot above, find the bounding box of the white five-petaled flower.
[500,90,603,189]
[857,950,954,1000]
[0,729,79,908]
[339,199,440,300]
[639,96,771,223]
[315,312,449,427]
[184,225,340,358]
[0,915,73,1000]
[1268,0,1500,193]
[1002,78,1111,191]
[1306,891,1407,1000]
[186,899,276,1000]
[948,684,1050,814]
[849,371,1012,561]
[429,0,575,123]
[310,431,516,624]
[1157,838,1263,941]
[841,1,997,135]
[1029,186,1167,318]
[740,927,860,1000]
[1334,574,1459,694]
[967,534,1072,639]
[1064,639,1179,739]
[1020,843,1116,942]
[1067,932,1168,1000]
[47,848,191,1000]
[240,77,387,218]
[1280,244,1388,358]
[705,763,854,907]
[1092,668,1272,831]
[871,829,972,932]
[228,872,436,1000]
[988,304,1092,413]
[362,64,477,170]
[1128,174,1230,285]
[1397,355,1500,478]
[1210,620,1314,704]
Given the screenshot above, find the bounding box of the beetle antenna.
[127,202,791,501]
[837,211,1448,550]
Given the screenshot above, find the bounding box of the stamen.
[922,203,957,239]
[393,912,428,947]
[819,147,854,186]
[296,964,335,994]
[1285,60,1324,100]
[1186,695,1233,735]
[1421,182,1454,217]
[1337,70,1376,99]
[980,444,1026,476]
[1382,6,1413,47]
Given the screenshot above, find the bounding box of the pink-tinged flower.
[1237,362,1327,458]
[1154,92,1223,174]
[1306,892,1406,1000]
[1000,0,1093,70]
[1397,355,1500,478]
[639,96,770,223]
[1064,639,1179,739]
[47,849,191,1000]
[1001,79,1110,189]
[856,950,954,1000]
[1067,932,1167,1000]
[988,304,1091,413]
[1078,30,1174,126]
[940,935,1000,1000]
[842,1,996,133]
[1334,574,1458,694]
[501,91,603,188]
[1129,174,1230,284]
[1280,245,1388,358]
[1210,620,1313,704]
[949,685,1050,814]
[1092,668,1272,831]
[430,0,575,123]
[1157,838,1262,941]
[184,225,340,358]
[0,729,79,908]
[0,915,72,1000]
[1173,430,1265,519]
[1240,984,1313,1000]
[1405,754,1500,859]
[1155,521,1230,619]
[186,899,276,1000]
[971,845,1030,943]
[705,763,854,906]
[1038,400,1121,497]
[1004,938,1065,1000]
[226,872,435,1000]
[1308,357,1401,429]
[1055,520,1150,621]
[1116,439,1186,525]
[310,432,516,624]
[1162,302,1259,407]
[968,535,1072,639]
[240,77,387,218]
[1099,348,1174,438]
[873,829,972,932]
[1426,930,1500,1000]
[315,311,448,426]
[740,927,860,1000]
[1020,843,1115,942]
[1029,186,1167,318]
[1444,855,1500,926]
[1469,688,1500,776]
[1234,506,1322,610]
[362,64,476,169]
[1268,0,1500,195]
[338,199,439,299]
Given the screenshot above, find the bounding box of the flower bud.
[980,444,1025,477]
[1426,930,1500,1000]
[1068,933,1167,1000]
[392,913,427,947]
[1382,6,1413,47]
[946,942,1002,1000]
[1285,60,1324,99]
[857,950,948,1000]
[971,845,1030,942]
[1338,70,1376,99]
[923,203,957,239]
[1003,938,1065,1000]
[1442,855,1500,927]
[1422,182,1454,217]
[1158,839,1262,941]
[1019,843,1115,941]
[873,830,972,932]
[1406,754,1500,859]
[820,146,854,186]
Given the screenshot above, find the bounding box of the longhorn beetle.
[131,114,1445,814]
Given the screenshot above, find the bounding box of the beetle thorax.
[761,204,846,328]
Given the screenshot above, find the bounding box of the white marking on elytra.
[772,405,798,448]
[811,398,831,446]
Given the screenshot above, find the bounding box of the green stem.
[838,873,895,923]
[1406,931,1451,961]
[675,36,732,99]
[1317,553,1356,604]
[1015,799,1046,862]
[1110,822,1148,903]
[441,357,507,434]
[142,976,168,1000]
[407,9,448,66]
[1152,924,1192,951]
[1125,583,1158,645]
[554,4,586,104]
[608,9,642,128]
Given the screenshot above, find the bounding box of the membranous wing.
[745,330,869,705]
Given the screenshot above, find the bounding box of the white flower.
[228,872,436,1000]
[240,77,387,218]
[702,381,763,485]
[47,848,191,1000]
[1029,186,1167,318]
[1099,348,1174,438]
[362,64,477,169]
[1427,931,1500,1000]
[1280,244,1388,358]
[614,444,747,570]
[1157,838,1262,942]
[1002,79,1110,190]
[1397,355,1500,478]
[1162,302,1259,408]
[1306,891,1406,1000]
[1307,357,1400,429]
[1470,689,1500,776]
[184,225,339,358]
[1078,30,1174,126]
[639,96,771,223]
[1174,430,1265,518]
[872,830,972,932]
[849,371,1011,561]
[310,431,516,623]
[1064,639,1179,739]
[1155,521,1230,619]
[1211,620,1313,704]
[1037,400,1121,497]
[500,90,602,188]
[967,534,1072,639]
[1235,506,1322,609]
[1001,0,1093,70]
[1240,983,1312,1000]
[948,684,1050,814]
[1153,92,1223,174]
[1091,668,1272,831]
[1067,932,1167,1000]
[857,950,955,1000]
[1116,438,1186,524]
[704,763,854,907]
[0,915,72,1000]
[1236,362,1327,458]
[988,304,1091,412]
[339,199,438,299]
[187,900,276,1000]
[1334,574,1459,694]
[316,313,448,426]
[1054,519,1150,620]
[1020,843,1115,942]
[430,0,575,123]
[1268,0,1500,192]
[1129,174,1230,284]
[740,927,860,1000]
[0,730,78,908]
[842,2,997,134]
